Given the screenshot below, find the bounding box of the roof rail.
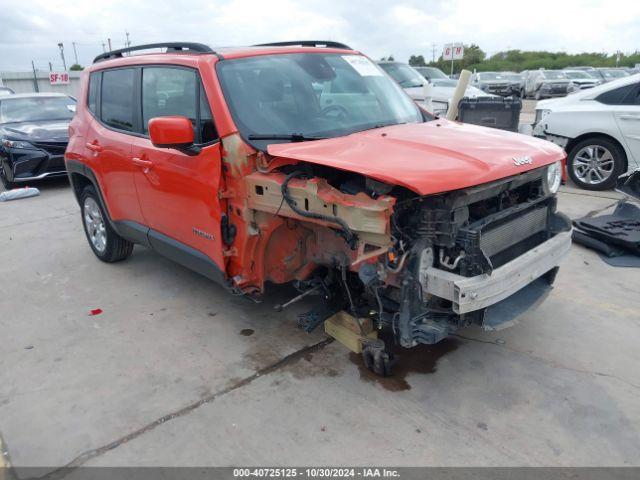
[253,40,352,50]
[93,42,215,63]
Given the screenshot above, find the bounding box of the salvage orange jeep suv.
[66,41,570,375]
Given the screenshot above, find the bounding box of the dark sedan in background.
[0,93,75,189]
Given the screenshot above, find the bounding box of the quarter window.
[101,69,135,131]
[595,84,637,105]
[88,72,99,115]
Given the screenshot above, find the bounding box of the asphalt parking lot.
[1,122,639,472]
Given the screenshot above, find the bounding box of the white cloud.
[0,0,638,70]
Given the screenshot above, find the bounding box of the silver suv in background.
[563,70,600,92]
[524,70,571,100]
[471,72,518,96]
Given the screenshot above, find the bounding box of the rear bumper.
[424,230,571,314]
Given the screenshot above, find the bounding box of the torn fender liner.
[574,202,640,254]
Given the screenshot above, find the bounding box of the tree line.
[405,45,640,73]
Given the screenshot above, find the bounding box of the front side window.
[101,68,135,131]
[142,67,197,133]
[217,53,422,150]
[0,96,76,123]
[142,67,218,143]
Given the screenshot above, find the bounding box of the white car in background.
[378,61,491,115]
[533,74,640,190]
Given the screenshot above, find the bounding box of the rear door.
[84,68,145,225]
[130,65,225,271]
[612,81,640,165]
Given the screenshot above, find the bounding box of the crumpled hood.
[267,120,564,195]
[0,120,70,142]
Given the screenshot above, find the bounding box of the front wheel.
[80,185,134,262]
[567,137,625,191]
[0,164,15,190]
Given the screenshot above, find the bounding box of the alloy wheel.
[572,145,615,185]
[83,197,107,253]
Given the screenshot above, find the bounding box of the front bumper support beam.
[424,231,572,314]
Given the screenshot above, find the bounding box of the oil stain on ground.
[240,328,255,336]
[349,337,460,391]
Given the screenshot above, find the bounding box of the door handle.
[85,141,103,152]
[132,157,153,171]
[619,115,640,121]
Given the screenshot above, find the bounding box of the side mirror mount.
[148,116,201,156]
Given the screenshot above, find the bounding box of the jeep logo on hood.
[513,155,533,166]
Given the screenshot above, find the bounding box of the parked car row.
[378,61,491,116]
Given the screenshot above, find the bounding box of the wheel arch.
[565,132,628,174]
[66,160,115,225]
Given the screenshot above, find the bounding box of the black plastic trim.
[147,229,226,284]
[94,43,214,63]
[253,40,352,50]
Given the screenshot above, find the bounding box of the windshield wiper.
[248,133,327,142]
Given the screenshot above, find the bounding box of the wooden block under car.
[324,311,377,353]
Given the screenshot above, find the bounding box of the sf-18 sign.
[443,43,464,61]
[49,72,70,85]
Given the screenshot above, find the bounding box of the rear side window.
[596,84,637,105]
[142,66,218,143]
[101,69,135,131]
[88,72,99,115]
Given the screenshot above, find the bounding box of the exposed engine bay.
[220,136,572,375]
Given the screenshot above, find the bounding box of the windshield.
[542,70,567,80]
[505,73,522,82]
[378,63,425,88]
[564,71,593,79]
[0,96,76,123]
[217,53,423,148]
[601,69,629,79]
[415,67,448,81]
[478,72,506,81]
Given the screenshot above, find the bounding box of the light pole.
[57,42,67,71]
[72,42,79,66]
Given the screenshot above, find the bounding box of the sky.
[0,0,639,71]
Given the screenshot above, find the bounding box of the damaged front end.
[225,140,571,362]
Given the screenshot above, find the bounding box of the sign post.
[443,43,464,76]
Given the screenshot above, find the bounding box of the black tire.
[0,164,15,190]
[567,137,625,191]
[80,185,134,262]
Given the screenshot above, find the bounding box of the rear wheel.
[567,137,625,191]
[80,185,134,262]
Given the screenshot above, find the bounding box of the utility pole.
[102,42,106,53]
[125,31,131,48]
[48,62,53,71]
[57,42,67,71]
[72,42,79,65]
[431,43,438,63]
[31,61,39,92]
[108,38,112,52]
